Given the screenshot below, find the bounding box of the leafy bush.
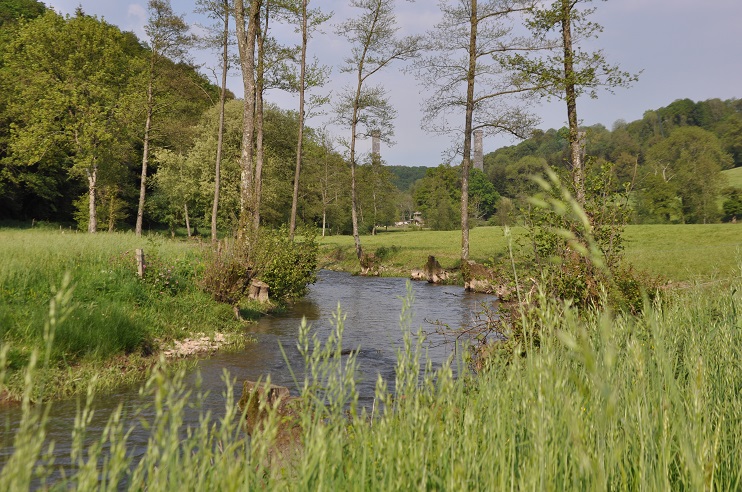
[254,227,318,301]
[200,240,254,306]
[201,227,318,305]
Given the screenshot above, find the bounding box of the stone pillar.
[473,129,483,171]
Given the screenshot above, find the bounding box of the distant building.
[413,211,424,226]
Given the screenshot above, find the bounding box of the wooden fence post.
[136,248,145,278]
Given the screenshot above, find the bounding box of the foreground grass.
[320,224,742,282]
[1,275,739,489]
[0,229,256,401]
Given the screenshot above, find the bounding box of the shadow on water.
[0,270,497,479]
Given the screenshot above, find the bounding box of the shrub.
[254,227,318,301]
[200,240,254,306]
[201,227,318,306]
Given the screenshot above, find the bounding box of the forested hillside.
[483,97,741,224]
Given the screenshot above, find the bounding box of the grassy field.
[722,166,742,189]
[0,228,258,400]
[0,224,740,488]
[320,224,742,282]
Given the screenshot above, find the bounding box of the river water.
[0,270,496,478]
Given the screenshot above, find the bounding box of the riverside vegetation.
[0,225,318,402]
[1,169,740,489]
[0,261,740,489]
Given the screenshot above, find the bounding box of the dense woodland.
[0,0,740,237]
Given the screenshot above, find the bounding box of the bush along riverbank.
[1,277,740,489]
[0,227,318,402]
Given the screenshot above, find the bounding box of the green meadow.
[722,166,742,189]
[320,224,742,282]
[1,224,740,489]
[0,227,256,400]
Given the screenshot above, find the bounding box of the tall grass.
[0,229,249,400]
[1,274,739,489]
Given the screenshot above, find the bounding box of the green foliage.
[200,239,255,305]
[412,164,461,230]
[386,165,429,191]
[255,226,319,301]
[523,165,656,312]
[641,127,730,224]
[201,226,318,305]
[0,0,45,27]
[722,188,742,221]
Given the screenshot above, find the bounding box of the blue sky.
[44,0,742,167]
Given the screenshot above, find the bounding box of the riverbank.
[2,274,739,489]
[0,229,264,402]
[319,224,742,282]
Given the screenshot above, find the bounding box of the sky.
[44,0,742,167]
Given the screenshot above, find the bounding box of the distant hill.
[387,165,429,191]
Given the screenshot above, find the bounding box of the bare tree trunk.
[253,3,267,231]
[108,187,116,232]
[289,0,308,240]
[350,49,367,261]
[211,0,230,243]
[235,0,260,237]
[87,165,98,234]
[561,0,584,207]
[136,70,154,237]
[460,0,478,261]
[184,203,191,237]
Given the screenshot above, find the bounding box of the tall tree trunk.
[253,3,267,232]
[87,165,98,234]
[561,0,584,206]
[460,0,477,261]
[350,48,368,261]
[136,69,155,237]
[108,186,116,232]
[184,203,191,237]
[235,0,260,237]
[289,0,308,240]
[211,0,230,243]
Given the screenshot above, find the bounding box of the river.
[0,270,496,480]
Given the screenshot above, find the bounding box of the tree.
[135,0,193,236]
[234,0,261,236]
[641,127,730,224]
[4,10,133,232]
[412,164,461,230]
[335,0,420,263]
[196,0,233,241]
[287,0,331,239]
[411,0,540,260]
[511,0,637,208]
[0,0,45,27]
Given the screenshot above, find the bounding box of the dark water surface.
[0,270,496,478]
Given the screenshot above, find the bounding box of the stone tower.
[371,130,381,158]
